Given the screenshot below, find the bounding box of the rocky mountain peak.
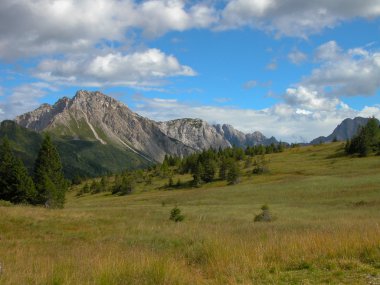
[14,90,280,162]
[310,117,377,144]
[158,118,231,151]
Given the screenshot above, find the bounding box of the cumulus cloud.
[220,0,380,37]
[0,83,55,121]
[2,0,380,60]
[0,0,217,59]
[282,41,380,114]
[132,94,379,142]
[284,86,340,111]
[35,49,196,87]
[288,49,307,64]
[306,41,380,97]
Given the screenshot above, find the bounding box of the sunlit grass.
[0,143,379,284]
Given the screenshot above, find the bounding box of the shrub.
[0,200,13,207]
[169,206,184,222]
[254,204,272,222]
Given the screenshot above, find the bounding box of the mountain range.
[310,117,376,144]
[0,90,375,178]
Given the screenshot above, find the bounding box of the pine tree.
[202,158,217,183]
[347,117,380,156]
[227,160,240,185]
[0,138,35,204]
[34,135,68,208]
[192,162,204,187]
[219,158,228,180]
[14,157,37,203]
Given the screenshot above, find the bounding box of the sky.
[1,0,380,142]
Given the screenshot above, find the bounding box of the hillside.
[0,120,151,178]
[310,117,378,144]
[1,143,379,284]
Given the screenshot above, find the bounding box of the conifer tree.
[202,158,217,183]
[34,135,68,208]
[346,117,380,156]
[0,138,35,204]
[227,160,240,185]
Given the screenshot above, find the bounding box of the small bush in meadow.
[254,204,272,222]
[0,200,12,207]
[169,206,184,222]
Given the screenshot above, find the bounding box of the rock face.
[158,119,231,151]
[15,90,279,162]
[158,120,278,151]
[310,117,376,144]
[214,124,278,147]
[15,90,194,162]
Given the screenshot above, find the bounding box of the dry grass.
[0,143,379,284]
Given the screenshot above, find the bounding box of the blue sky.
[1,0,380,142]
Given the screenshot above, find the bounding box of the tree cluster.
[163,143,283,187]
[0,135,68,208]
[345,117,380,157]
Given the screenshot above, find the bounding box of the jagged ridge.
[15,90,279,162]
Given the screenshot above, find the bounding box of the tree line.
[76,143,285,197]
[345,117,380,157]
[0,135,68,208]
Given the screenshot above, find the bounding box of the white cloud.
[135,1,218,37]
[2,0,380,61]
[35,49,196,87]
[288,49,307,65]
[284,86,340,111]
[314,41,342,61]
[0,0,217,59]
[306,41,380,97]
[220,0,380,37]
[0,83,53,121]
[281,41,380,114]
[243,80,258,90]
[266,60,277,70]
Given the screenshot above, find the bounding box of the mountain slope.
[15,90,194,162]
[214,124,278,147]
[157,119,231,150]
[310,117,378,144]
[0,120,151,179]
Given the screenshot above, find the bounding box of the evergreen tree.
[202,158,217,183]
[0,138,35,204]
[219,158,228,180]
[346,117,380,156]
[34,135,68,208]
[112,175,134,195]
[14,157,37,203]
[192,162,204,187]
[227,160,240,185]
[90,180,101,194]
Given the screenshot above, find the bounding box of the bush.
[169,206,184,222]
[254,204,272,222]
[253,155,269,174]
[0,200,13,207]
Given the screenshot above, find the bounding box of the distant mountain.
[310,117,378,144]
[15,90,279,160]
[0,120,150,179]
[157,119,231,151]
[213,124,278,147]
[8,90,284,178]
[15,90,195,162]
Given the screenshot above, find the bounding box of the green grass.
[1,143,380,284]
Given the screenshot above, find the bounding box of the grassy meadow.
[0,142,380,284]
